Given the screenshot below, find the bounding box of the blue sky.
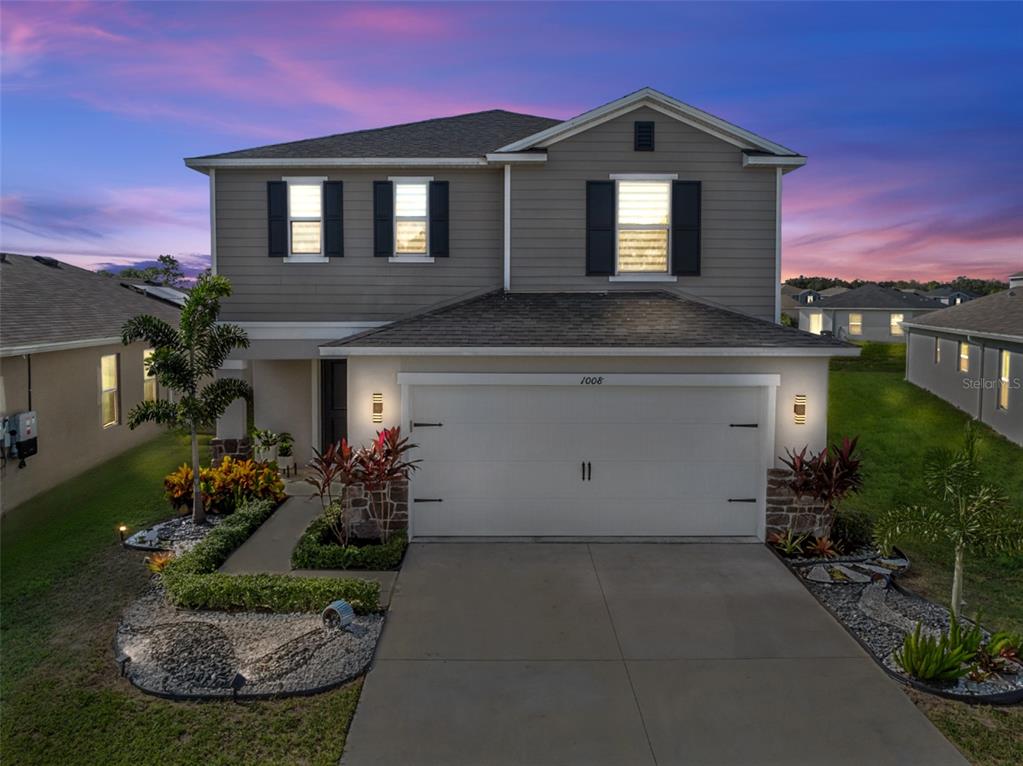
[2,1,1020,279]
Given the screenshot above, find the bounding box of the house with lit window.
[185,87,859,540]
[798,283,941,343]
[0,253,180,511]
[904,274,1023,445]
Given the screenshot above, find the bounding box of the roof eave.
[184,156,490,170]
[902,324,1023,345]
[320,345,859,358]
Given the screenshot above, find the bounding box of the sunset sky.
[1,1,1020,281]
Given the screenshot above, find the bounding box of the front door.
[321,360,347,450]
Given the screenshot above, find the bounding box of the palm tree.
[874,422,1023,619]
[122,274,252,523]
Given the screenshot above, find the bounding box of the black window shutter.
[586,181,615,276]
[672,181,701,276]
[429,181,449,257]
[267,181,287,257]
[373,181,393,257]
[634,121,655,151]
[323,181,343,258]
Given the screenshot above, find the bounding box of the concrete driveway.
[342,543,966,766]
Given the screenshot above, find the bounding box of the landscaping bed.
[124,514,224,553]
[292,517,408,570]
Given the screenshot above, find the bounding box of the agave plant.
[768,529,808,557]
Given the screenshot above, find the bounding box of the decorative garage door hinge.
[729,423,758,428]
[414,498,444,503]
[727,498,757,503]
[412,422,443,428]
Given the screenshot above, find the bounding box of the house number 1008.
[579,376,605,385]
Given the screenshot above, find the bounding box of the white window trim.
[389,176,432,259]
[848,313,863,336]
[282,176,328,261]
[889,312,905,336]
[613,177,672,277]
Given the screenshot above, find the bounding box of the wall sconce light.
[372,393,383,424]
[793,394,807,425]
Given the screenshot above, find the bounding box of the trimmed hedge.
[292,516,407,570]
[161,499,379,613]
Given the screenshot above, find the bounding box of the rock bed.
[804,577,1023,701]
[124,516,224,554]
[116,583,382,699]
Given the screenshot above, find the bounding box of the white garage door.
[408,383,766,537]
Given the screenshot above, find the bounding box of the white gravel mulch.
[115,583,382,699]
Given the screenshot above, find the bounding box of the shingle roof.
[189,110,561,161]
[926,287,976,299]
[0,253,181,352]
[904,288,1023,341]
[811,284,942,310]
[819,286,849,297]
[326,291,852,350]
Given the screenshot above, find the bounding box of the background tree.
[121,274,251,523]
[100,254,187,287]
[874,423,1023,619]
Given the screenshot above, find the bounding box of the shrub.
[145,551,175,574]
[161,499,379,614]
[767,529,808,557]
[987,631,1022,662]
[164,457,285,514]
[894,622,974,683]
[292,517,407,570]
[781,437,864,531]
[804,536,840,558]
[830,509,875,552]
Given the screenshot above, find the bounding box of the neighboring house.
[924,287,976,306]
[904,273,1023,445]
[0,253,181,511]
[185,87,856,540]
[798,284,942,343]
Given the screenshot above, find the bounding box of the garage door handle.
[581,461,586,481]
[727,498,757,503]
[729,423,758,428]
[587,461,592,481]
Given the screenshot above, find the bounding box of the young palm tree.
[122,274,252,523]
[874,422,1023,619]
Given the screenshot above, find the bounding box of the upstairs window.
[848,313,863,336]
[101,354,120,428]
[959,342,970,373]
[617,180,670,273]
[394,180,429,255]
[998,350,1011,410]
[889,312,904,336]
[143,349,157,403]
[287,179,323,255]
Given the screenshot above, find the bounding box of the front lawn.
[829,342,1023,766]
[1,432,362,766]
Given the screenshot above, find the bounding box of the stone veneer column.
[765,468,830,537]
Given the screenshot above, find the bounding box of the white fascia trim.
[1,337,123,357]
[231,321,388,341]
[209,168,218,276]
[608,275,677,283]
[496,88,799,156]
[609,172,678,180]
[901,323,1023,346]
[397,372,782,388]
[486,153,547,163]
[743,154,808,169]
[322,345,861,358]
[219,359,249,371]
[185,157,488,169]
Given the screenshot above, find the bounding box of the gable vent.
[634,121,655,151]
[33,255,62,268]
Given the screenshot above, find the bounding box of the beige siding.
[215,168,504,322]
[1,342,163,512]
[509,107,778,320]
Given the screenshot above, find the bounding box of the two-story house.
[186,87,856,540]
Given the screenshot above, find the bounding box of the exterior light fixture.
[793,395,807,425]
[372,393,383,424]
[118,524,128,544]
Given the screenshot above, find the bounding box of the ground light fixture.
[793,394,807,425]
[118,524,128,544]
[372,393,384,424]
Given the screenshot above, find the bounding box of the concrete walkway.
[220,495,397,606]
[342,543,967,766]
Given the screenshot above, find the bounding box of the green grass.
[1,432,362,765]
[830,344,1023,765]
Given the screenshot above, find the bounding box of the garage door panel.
[413,422,760,462]
[409,383,765,537]
[412,386,761,426]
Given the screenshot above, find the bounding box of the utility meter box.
[10,411,38,460]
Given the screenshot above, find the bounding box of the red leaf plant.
[781,436,864,534]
